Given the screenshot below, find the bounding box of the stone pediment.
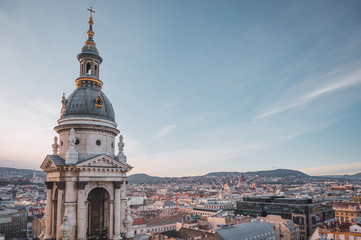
[40,155,66,171]
[76,154,132,171]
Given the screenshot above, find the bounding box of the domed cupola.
[60,88,115,122]
[54,8,119,161]
[59,10,115,123]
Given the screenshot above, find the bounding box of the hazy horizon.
[1,1,361,177]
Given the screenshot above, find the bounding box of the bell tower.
[40,8,134,240]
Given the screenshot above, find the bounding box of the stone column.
[64,181,77,239]
[86,201,89,235]
[44,182,53,239]
[120,181,127,234]
[56,181,65,240]
[51,199,55,237]
[77,182,87,240]
[108,200,114,239]
[113,181,122,240]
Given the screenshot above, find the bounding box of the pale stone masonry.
[40,9,134,240]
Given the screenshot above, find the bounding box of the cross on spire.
[87,7,95,17]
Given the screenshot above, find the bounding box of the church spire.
[76,7,103,89]
[85,7,95,45]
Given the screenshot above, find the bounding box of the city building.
[193,202,234,217]
[131,215,182,235]
[333,202,361,223]
[236,173,248,190]
[257,215,299,240]
[207,211,244,230]
[0,208,27,239]
[235,196,335,240]
[310,222,361,240]
[40,9,133,240]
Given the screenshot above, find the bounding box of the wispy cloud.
[299,162,361,176]
[256,66,361,119]
[128,129,303,177]
[0,97,59,165]
[154,124,177,140]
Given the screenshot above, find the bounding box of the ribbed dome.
[81,43,99,55]
[60,87,115,122]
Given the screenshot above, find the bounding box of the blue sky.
[0,1,361,177]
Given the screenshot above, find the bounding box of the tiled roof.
[216,222,277,240]
[163,228,221,240]
[145,215,183,226]
[132,217,145,226]
[47,155,65,166]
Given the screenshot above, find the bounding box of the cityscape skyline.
[1,1,361,177]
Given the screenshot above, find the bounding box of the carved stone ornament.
[65,128,78,165]
[114,181,122,189]
[118,135,124,152]
[56,181,66,190]
[52,136,59,155]
[77,181,87,190]
[124,206,134,239]
[59,215,71,240]
[61,93,67,109]
[95,91,104,108]
[45,181,54,189]
[117,135,127,162]
[60,93,68,118]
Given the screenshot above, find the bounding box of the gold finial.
[86,7,95,44]
[87,7,94,25]
[87,7,95,18]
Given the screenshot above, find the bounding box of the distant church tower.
[40,8,134,240]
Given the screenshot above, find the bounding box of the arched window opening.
[86,63,91,75]
[87,188,109,238]
[94,65,98,76]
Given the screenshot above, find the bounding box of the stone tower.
[40,8,134,240]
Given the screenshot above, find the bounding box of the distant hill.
[322,172,361,180]
[249,169,309,178]
[128,173,160,183]
[206,169,309,178]
[0,167,46,179]
[351,172,361,179]
[205,172,242,177]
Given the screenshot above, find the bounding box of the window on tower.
[86,63,91,75]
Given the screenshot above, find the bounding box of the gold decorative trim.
[95,91,104,108]
[85,40,96,46]
[75,77,103,89]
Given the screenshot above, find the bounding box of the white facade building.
[40,9,133,240]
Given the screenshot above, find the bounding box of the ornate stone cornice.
[54,123,119,136]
